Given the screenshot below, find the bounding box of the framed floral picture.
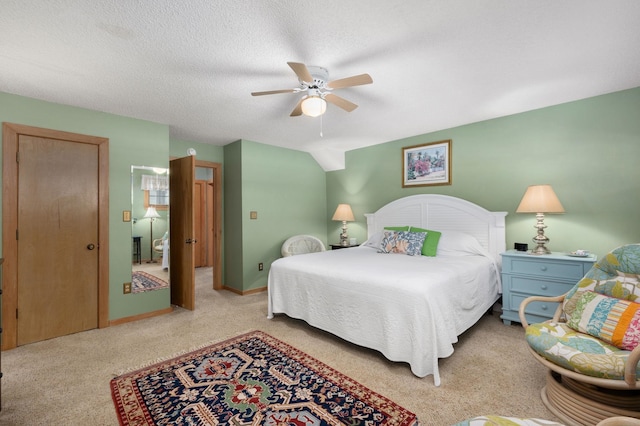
[402,139,451,187]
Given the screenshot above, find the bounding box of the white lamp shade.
[516,185,565,213]
[143,206,161,219]
[332,204,355,221]
[301,96,327,117]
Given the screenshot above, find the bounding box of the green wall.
[0,91,171,320]
[169,139,224,164]
[327,87,640,258]
[0,93,232,322]
[224,139,327,292]
[3,86,638,323]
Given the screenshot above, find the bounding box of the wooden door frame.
[172,158,222,290]
[195,159,222,290]
[2,123,109,350]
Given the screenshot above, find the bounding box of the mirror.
[131,166,170,293]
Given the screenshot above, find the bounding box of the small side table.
[330,244,358,250]
[500,250,596,325]
[132,236,142,264]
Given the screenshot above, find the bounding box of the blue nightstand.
[500,250,596,325]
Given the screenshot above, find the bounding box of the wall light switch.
[123,210,131,222]
[250,211,258,219]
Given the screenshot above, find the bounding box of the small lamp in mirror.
[144,206,161,263]
[516,184,565,255]
[332,204,355,246]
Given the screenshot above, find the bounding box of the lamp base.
[530,212,551,255]
[530,243,551,255]
[339,221,349,246]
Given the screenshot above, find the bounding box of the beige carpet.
[0,267,557,425]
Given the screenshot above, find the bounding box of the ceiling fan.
[251,62,373,117]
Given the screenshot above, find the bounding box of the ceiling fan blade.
[327,73,373,89]
[251,89,295,96]
[290,98,304,116]
[287,62,313,83]
[325,93,358,112]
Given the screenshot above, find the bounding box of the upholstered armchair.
[281,235,326,257]
[519,244,640,425]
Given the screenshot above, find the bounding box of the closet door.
[17,136,99,345]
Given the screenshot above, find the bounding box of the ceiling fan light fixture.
[301,96,327,117]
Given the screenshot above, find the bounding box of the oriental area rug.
[110,330,419,426]
[131,271,168,293]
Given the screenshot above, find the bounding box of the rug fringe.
[112,329,256,377]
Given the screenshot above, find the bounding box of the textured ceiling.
[2,1,640,169]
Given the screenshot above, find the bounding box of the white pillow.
[361,231,383,249]
[436,231,487,256]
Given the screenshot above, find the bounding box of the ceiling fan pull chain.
[320,113,323,137]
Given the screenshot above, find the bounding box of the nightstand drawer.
[506,275,573,297]
[503,257,586,280]
[510,294,560,319]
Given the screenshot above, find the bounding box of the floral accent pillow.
[567,291,640,351]
[378,231,426,256]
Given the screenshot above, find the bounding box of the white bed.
[267,194,507,385]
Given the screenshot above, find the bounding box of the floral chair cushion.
[524,244,640,384]
[452,416,565,426]
[525,321,640,380]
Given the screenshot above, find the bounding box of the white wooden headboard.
[364,194,507,262]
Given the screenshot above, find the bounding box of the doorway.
[171,158,222,290]
[194,160,222,290]
[2,123,109,350]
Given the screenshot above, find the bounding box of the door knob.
[87,243,96,250]
[185,239,198,244]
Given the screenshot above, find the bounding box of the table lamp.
[516,184,565,255]
[332,204,355,246]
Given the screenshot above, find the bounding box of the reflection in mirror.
[131,166,170,293]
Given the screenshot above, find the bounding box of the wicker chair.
[281,235,326,257]
[519,244,640,425]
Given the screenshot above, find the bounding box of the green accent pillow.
[409,226,441,256]
[384,226,409,231]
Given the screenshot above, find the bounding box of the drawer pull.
[540,266,548,272]
[541,284,548,290]
[541,304,548,311]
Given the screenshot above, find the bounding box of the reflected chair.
[281,235,326,257]
[153,231,169,270]
[519,244,640,425]
[153,239,164,255]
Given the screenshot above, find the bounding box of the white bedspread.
[267,246,500,386]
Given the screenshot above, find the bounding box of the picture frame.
[402,139,452,187]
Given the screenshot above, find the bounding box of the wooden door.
[17,136,99,345]
[194,181,205,268]
[2,123,109,350]
[193,179,214,268]
[169,156,195,310]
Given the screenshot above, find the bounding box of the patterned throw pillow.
[563,270,640,318]
[378,231,426,256]
[567,291,640,351]
[409,226,441,257]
